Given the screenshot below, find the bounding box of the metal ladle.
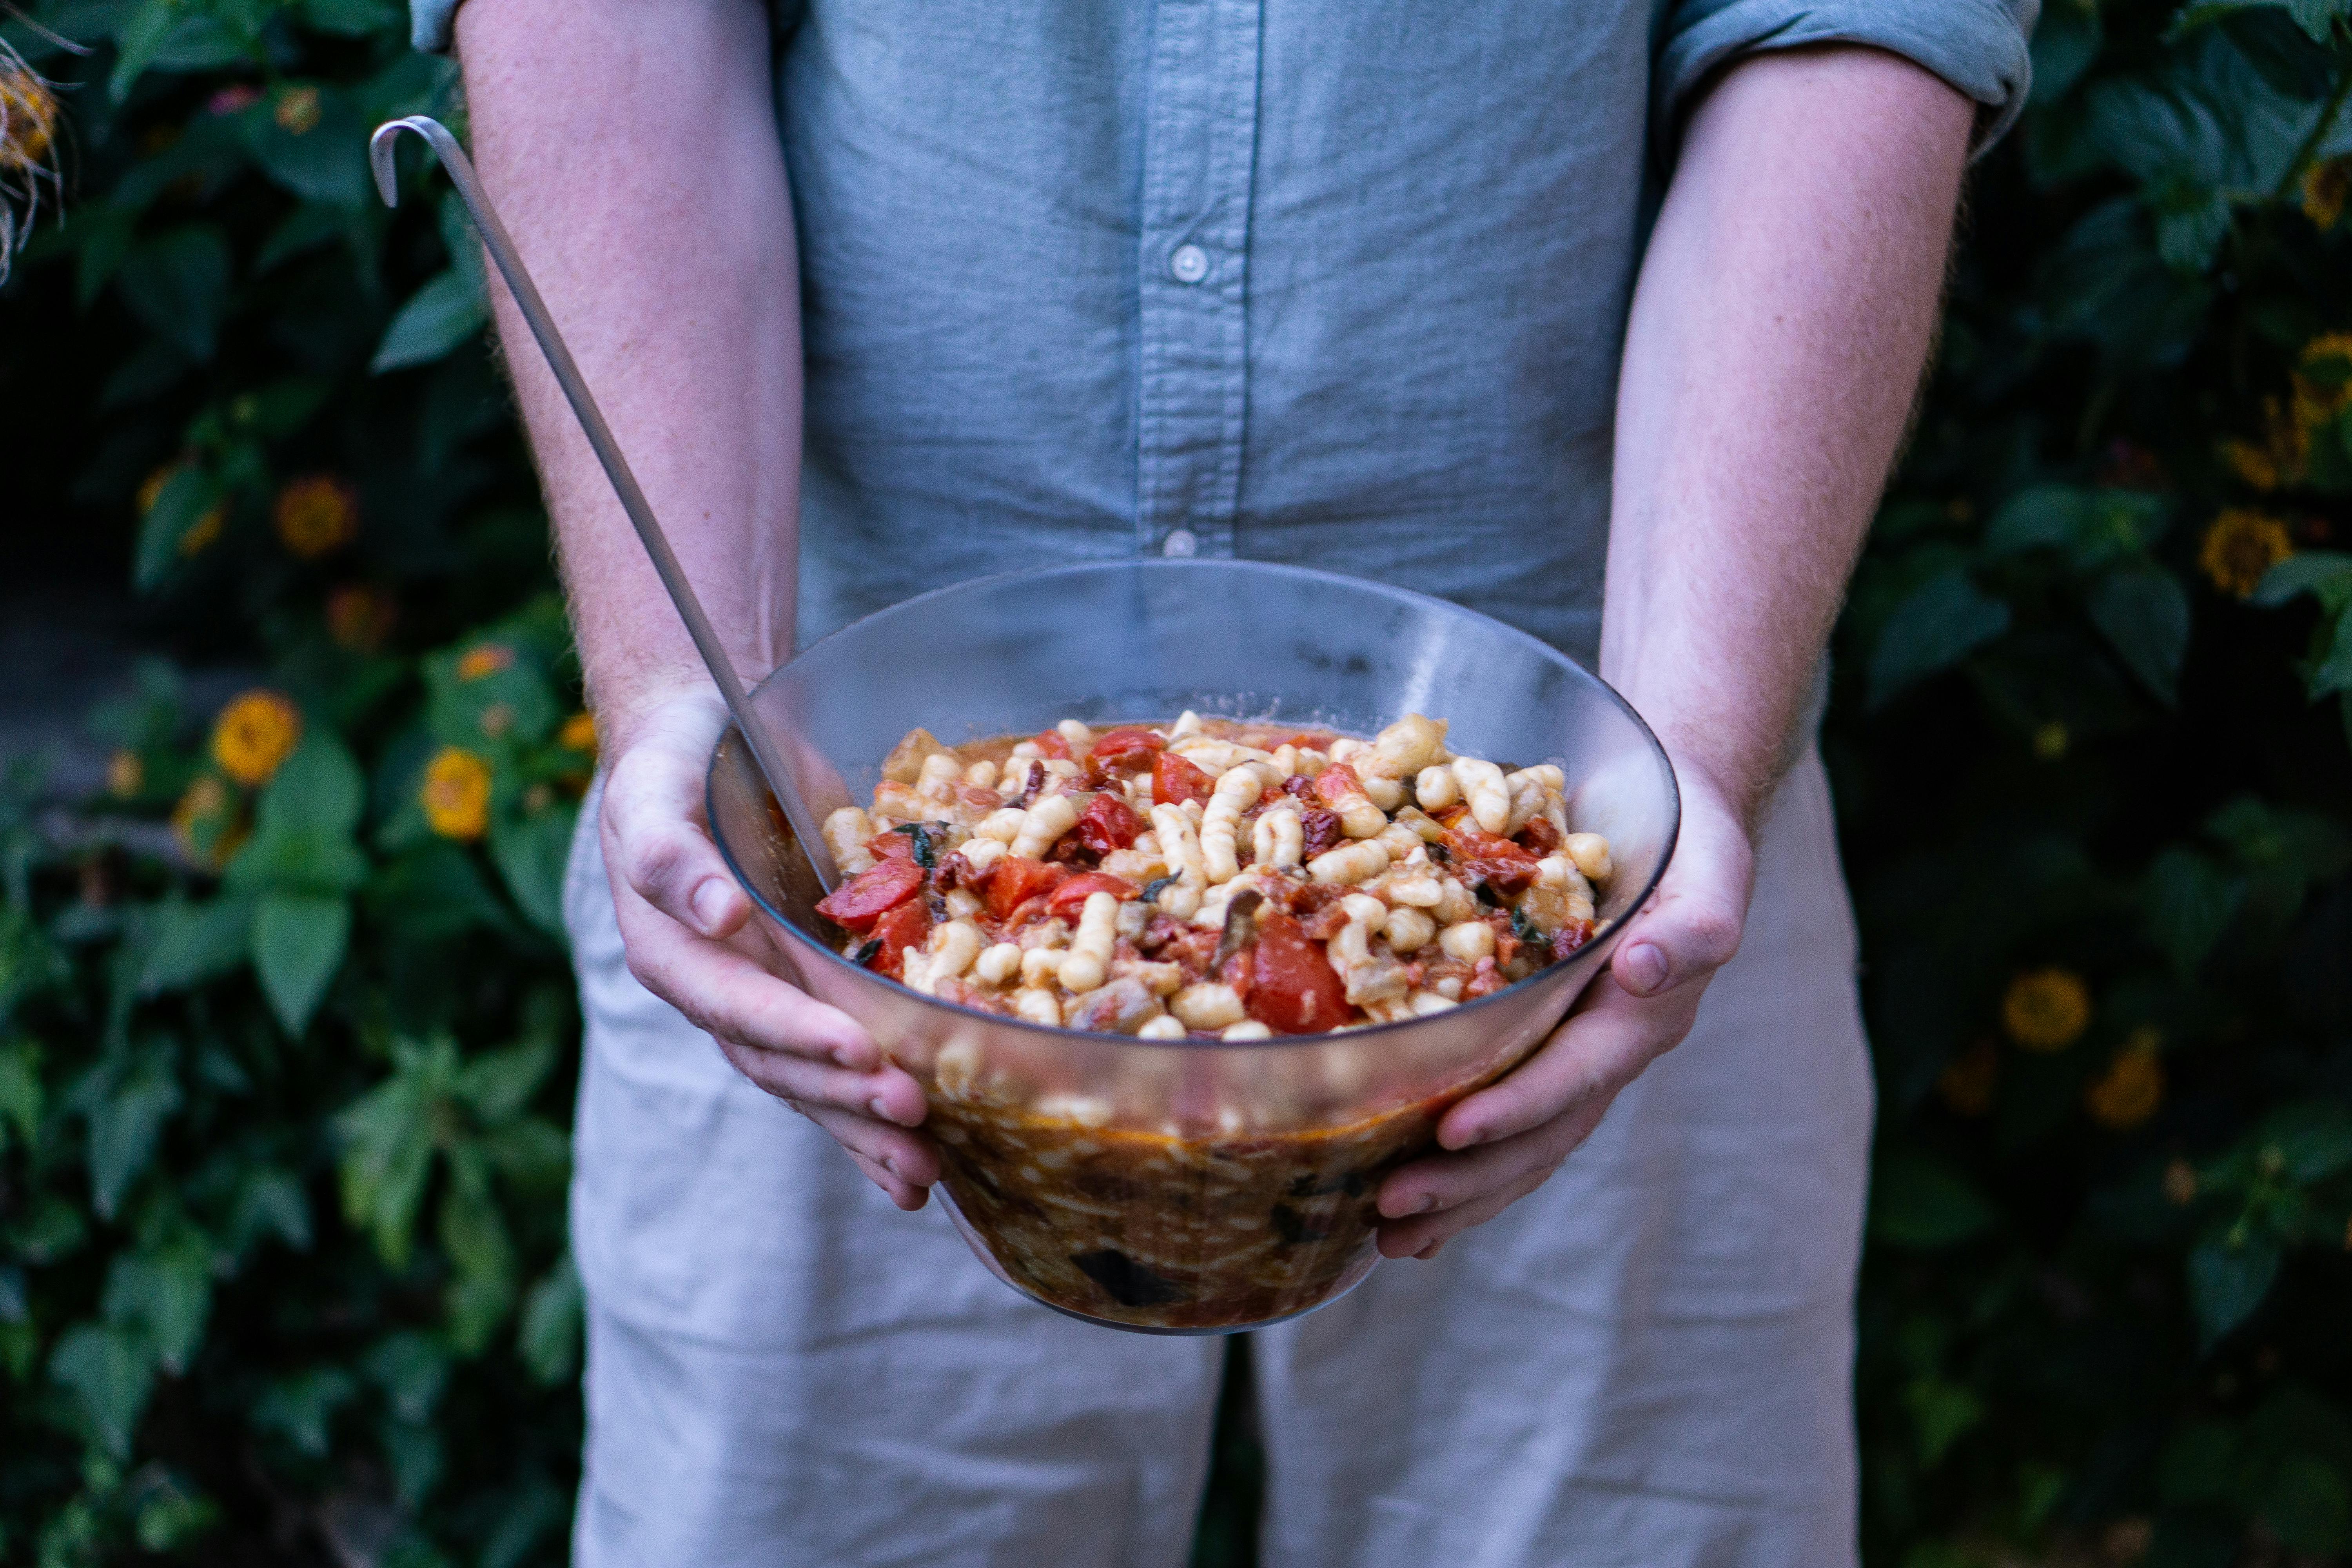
[368,115,838,892]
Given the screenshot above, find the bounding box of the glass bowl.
[705,559,1678,1333]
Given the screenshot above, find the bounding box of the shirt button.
[1162,528,1198,558]
[1169,244,1209,285]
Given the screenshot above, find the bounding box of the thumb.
[1609,849,1749,1000]
[600,693,751,940]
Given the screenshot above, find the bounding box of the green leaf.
[78,1047,183,1220]
[258,737,366,836]
[251,1366,355,1457]
[1904,1376,1985,1467]
[337,1036,459,1266]
[131,466,223,592]
[106,0,178,99]
[1985,485,2170,567]
[1870,1151,1998,1248]
[138,895,254,995]
[438,1159,515,1353]
[455,1038,554,1123]
[371,269,486,374]
[1867,571,2012,708]
[116,227,232,363]
[48,1324,156,1457]
[100,1232,212,1375]
[2143,846,2248,975]
[2088,564,2192,703]
[2310,608,2352,697]
[2253,550,2352,609]
[517,1251,581,1385]
[243,86,369,207]
[362,1331,452,1425]
[2263,1456,2352,1555]
[251,893,350,1036]
[299,0,398,35]
[490,804,575,939]
[2188,1231,2281,1345]
[0,1041,43,1156]
[227,1165,312,1256]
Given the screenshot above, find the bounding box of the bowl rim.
[705,557,1681,1052]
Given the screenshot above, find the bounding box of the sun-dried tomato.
[1073,792,1145,853]
[866,897,931,978]
[1461,957,1508,1000]
[1444,825,1536,863]
[1301,808,1344,859]
[984,855,1067,922]
[1280,773,1317,802]
[1047,872,1140,920]
[1030,730,1073,760]
[1314,762,1364,808]
[1459,857,1538,897]
[1247,909,1352,1034]
[815,857,925,933]
[1553,918,1596,960]
[1299,902,1352,943]
[934,851,976,891]
[1090,728,1166,771]
[1515,815,1561,855]
[1152,751,1214,807]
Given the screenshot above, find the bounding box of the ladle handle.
[369,115,838,892]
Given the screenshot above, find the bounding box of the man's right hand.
[597,684,940,1209]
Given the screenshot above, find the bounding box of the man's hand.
[597,684,938,1210]
[1375,46,1974,1259]
[1374,764,1751,1258]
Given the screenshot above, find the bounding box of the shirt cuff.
[410,0,461,52]
[1656,0,2038,157]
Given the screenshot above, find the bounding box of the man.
[416,1,2029,1561]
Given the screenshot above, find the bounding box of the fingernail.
[1619,941,1669,996]
[690,879,733,933]
[869,1095,894,1121]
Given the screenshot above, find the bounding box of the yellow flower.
[2002,968,2091,1052]
[272,475,358,559]
[210,691,302,787]
[1936,1039,1999,1117]
[456,643,515,682]
[0,58,58,174]
[274,85,322,135]
[138,463,227,556]
[559,711,597,753]
[2087,1031,2164,1131]
[2305,160,2350,232]
[2198,508,2294,599]
[422,747,492,840]
[325,584,396,653]
[171,775,245,870]
[2163,1157,2198,1207]
[107,750,143,799]
[2296,333,2352,432]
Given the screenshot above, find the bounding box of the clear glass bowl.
[706,560,1679,1332]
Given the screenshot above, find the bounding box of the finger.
[846,1148,931,1212]
[601,707,749,941]
[1610,794,1751,999]
[615,884,906,1092]
[1434,975,1695,1151]
[1377,1162,1557,1258]
[1379,1087,1617,1224]
[793,1097,944,1193]
[710,1033,929,1131]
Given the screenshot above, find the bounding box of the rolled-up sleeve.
[1657,0,2039,153]
[409,0,460,51]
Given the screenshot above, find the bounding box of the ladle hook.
[370,116,838,891]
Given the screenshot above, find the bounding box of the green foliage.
[0,0,587,1560]
[1839,3,2352,1563]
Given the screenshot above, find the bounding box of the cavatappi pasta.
[813,713,1613,1036]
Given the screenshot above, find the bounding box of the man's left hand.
[1373,762,1755,1259]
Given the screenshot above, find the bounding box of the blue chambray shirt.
[415,1,2033,662]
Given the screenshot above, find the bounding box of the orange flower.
[2087,1030,2165,1131]
[274,85,322,135]
[559,711,597,753]
[2304,159,2350,232]
[326,584,397,653]
[456,643,515,682]
[171,775,245,870]
[2198,509,2294,599]
[1936,1039,1999,1117]
[0,57,58,174]
[210,691,302,787]
[422,747,493,840]
[107,750,144,799]
[273,475,358,559]
[2002,969,2091,1051]
[2297,333,2352,430]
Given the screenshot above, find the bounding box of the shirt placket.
[1134,0,1262,561]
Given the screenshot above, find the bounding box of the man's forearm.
[454,0,800,745]
[1602,47,1972,825]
